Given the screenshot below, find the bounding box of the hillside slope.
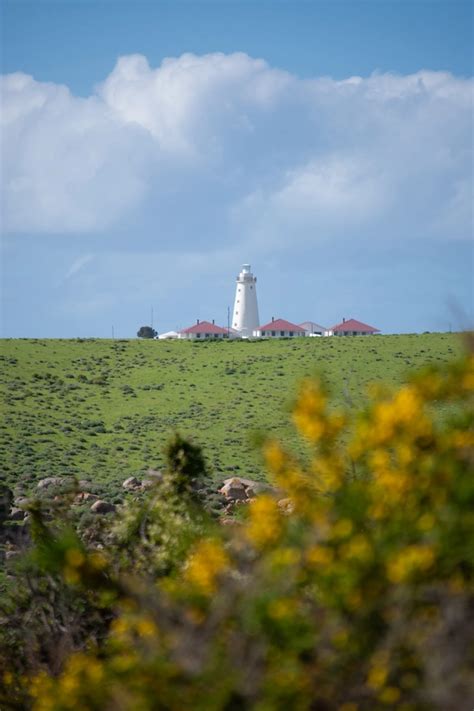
[0,333,462,493]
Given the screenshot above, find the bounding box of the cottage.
[299,321,327,337]
[157,330,179,340]
[327,318,380,336]
[179,320,230,340]
[254,318,306,338]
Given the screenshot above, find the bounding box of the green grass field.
[0,334,463,494]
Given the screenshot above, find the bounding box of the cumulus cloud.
[1,53,472,245]
[1,72,152,232]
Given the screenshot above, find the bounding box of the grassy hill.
[0,333,463,494]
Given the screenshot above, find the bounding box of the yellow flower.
[246,495,283,548]
[292,380,328,442]
[417,513,435,531]
[65,548,84,568]
[378,686,401,704]
[306,544,334,567]
[63,567,80,585]
[263,440,286,474]
[367,663,388,690]
[184,539,230,595]
[88,551,107,571]
[341,534,372,563]
[267,597,296,620]
[269,546,300,568]
[332,519,353,539]
[136,617,157,638]
[387,545,435,583]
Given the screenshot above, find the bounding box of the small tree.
[137,326,157,339]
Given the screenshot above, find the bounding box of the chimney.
[212,319,215,325]
[343,317,345,323]
[197,319,200,325]
[272,316,274,322]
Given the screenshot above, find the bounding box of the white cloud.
[1,54,472,245]
[62,253,94,281]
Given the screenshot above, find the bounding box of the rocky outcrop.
[90,500,116,514]
[36,477,64,490]
[9,507,26,522]
[219,477,276,501]
[277,498,294,515]
[122,476,141,490]
[219,478,249,500]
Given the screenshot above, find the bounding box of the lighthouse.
[232,264,260,338]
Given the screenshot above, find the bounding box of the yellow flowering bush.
[1,351,473,710]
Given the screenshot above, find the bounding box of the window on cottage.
[196,333,201,338]
[271,331,276,337]
[289,331,294,336]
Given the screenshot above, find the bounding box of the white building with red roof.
[179,320,231,340]
[299,321,327,337]
[327,318,380,336]
[254,317,306,338]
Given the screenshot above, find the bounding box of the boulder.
[14,496,32,508]
[122,476,141,490]
[146,468,163,480]
[74,492,98,504]
[37,477,63,490]
[277,498,295,515]
[9,507,26,521]
[220,477,275,495]
[219,477,277,500]
[90,500,116,514]
[220,517,242,527]
[219,478,249,500]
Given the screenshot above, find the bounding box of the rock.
[74,492,98,504]
[141,479,157,490]
[37,477,63,490]
[277,498,295,515]
[14,496,32,508]
[146,468,163,480]
[219,478,249,500]
[90,500,116,514]
[220,477,275,496]
[9,507,25,521]
[122,476,141,490]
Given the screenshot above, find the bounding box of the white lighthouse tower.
[232,264,260,338]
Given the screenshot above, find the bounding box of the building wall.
[179,332,228,340]
[254,329,305,338]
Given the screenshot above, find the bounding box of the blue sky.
[1,0,473,337]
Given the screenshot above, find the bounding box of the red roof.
[180,320,228,335]
[259,318,305,333]
[331,318,379,333]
